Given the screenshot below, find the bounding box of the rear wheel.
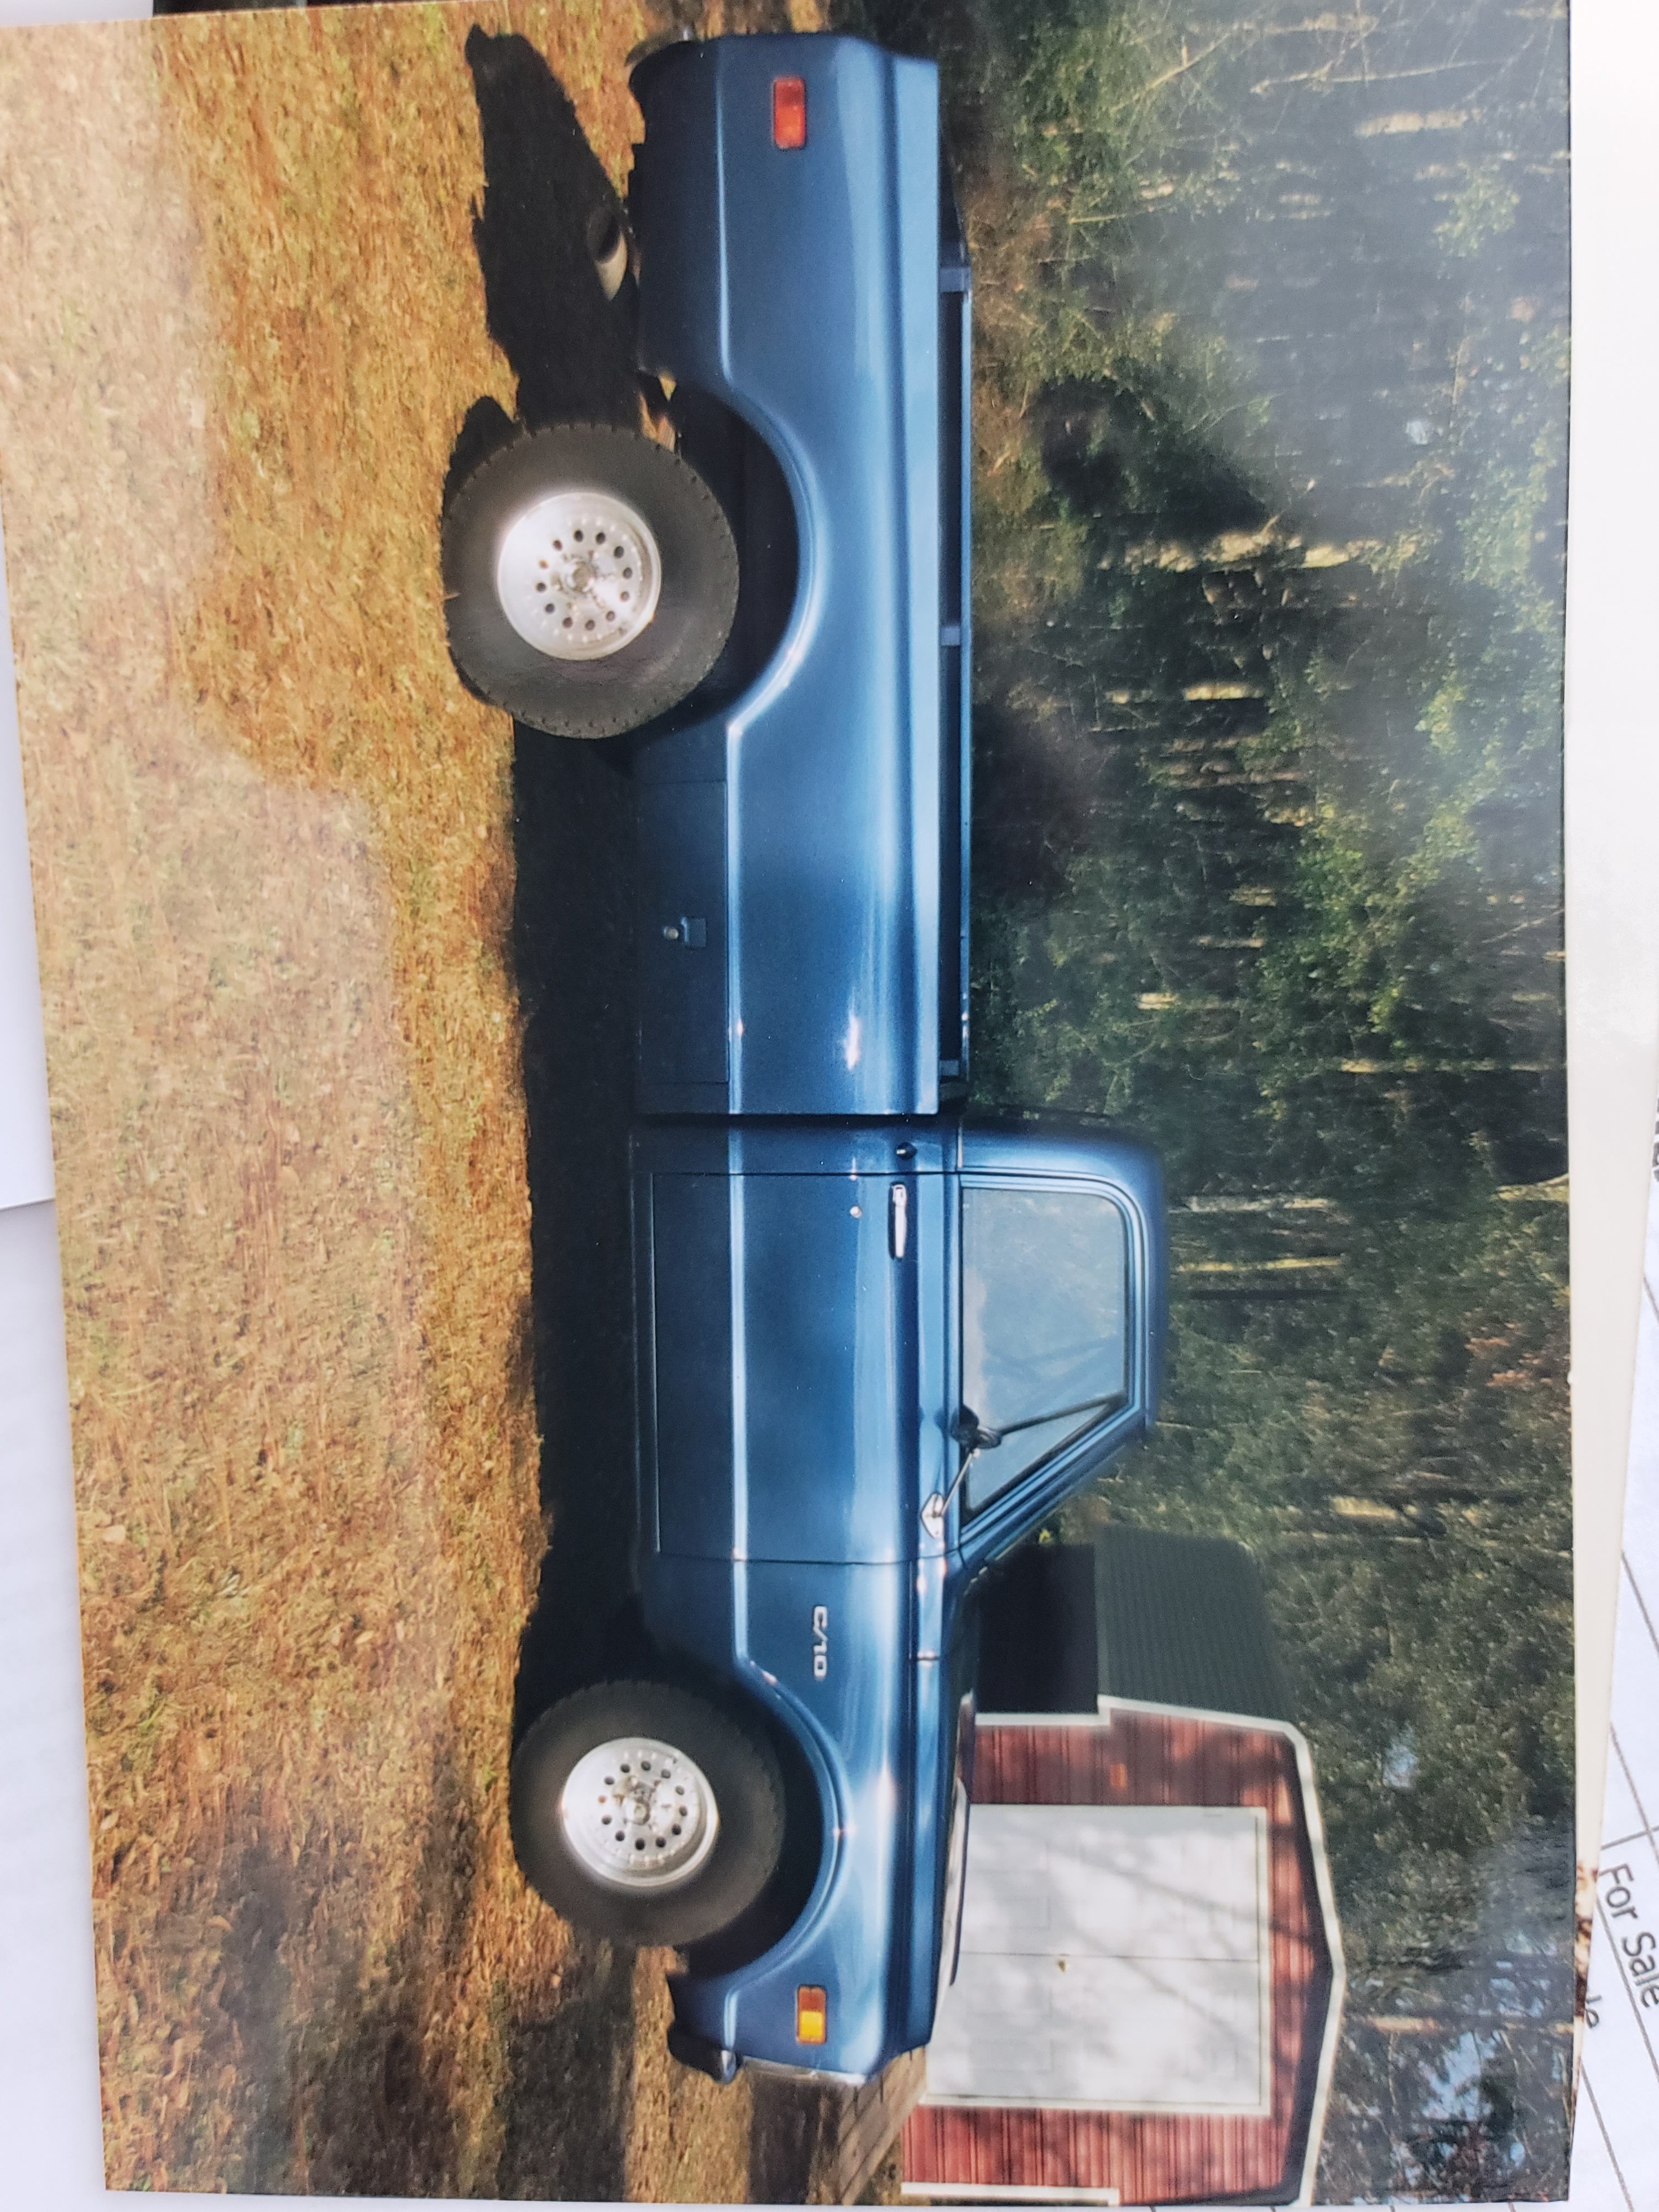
[510,1679,785,1945]
[441,424,738,739]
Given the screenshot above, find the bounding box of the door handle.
[888,1182,909,1260]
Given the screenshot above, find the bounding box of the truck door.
[646,1150,935,1567]
[734,1171,921,1564]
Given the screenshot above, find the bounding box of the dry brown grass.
[0,1,827,2194]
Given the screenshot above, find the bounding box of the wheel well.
[622,1629,826,1974]
[680,1674,824,1976]
[625,385,800,742]
[512,1596,826,1968]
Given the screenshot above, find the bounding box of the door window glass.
[961,1186,1128,1514]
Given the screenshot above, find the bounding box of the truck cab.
[444,32,1169,2086]
[632,1115,1165,2081]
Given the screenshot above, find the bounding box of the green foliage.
[994,0,1191,246]
[838,0,1572,2190]
[1092,1193,1572,1865]
[1437,158,1522,260]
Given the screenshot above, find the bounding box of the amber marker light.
[773,76,807,149]
[796,1985,828,2044]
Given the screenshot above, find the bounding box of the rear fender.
[628,35,943,1120]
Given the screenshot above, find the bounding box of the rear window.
[961,1186,1129,1514]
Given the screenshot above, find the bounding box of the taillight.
[772,76,807,150]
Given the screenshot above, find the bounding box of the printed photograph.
[0,0,1569,2200]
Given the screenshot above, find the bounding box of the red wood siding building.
[901,1700,1344,2206]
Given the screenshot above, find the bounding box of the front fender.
[640,1553,925,2078]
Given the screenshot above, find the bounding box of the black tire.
[510,1679,785,1946]
[441,424,739,739]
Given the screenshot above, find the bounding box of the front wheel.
[441,424,739,739]
[510,1679,785,1945]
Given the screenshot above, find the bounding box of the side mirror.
[950,1406,1003,1452]
[922,1410,1001,1543]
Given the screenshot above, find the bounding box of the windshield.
[961,1185,1129,1514]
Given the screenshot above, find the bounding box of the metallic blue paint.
[633,1118,1164,2080]
[629,35,947,1118]
[600,34,1168,2086]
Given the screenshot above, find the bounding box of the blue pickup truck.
[441,32,1167,2086]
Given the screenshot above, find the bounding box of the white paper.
[1572,1144,1659,2209]
[0,0,1650,2203]
[0,514,53,1210]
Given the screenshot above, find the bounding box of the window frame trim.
[951,1170,1154,1573]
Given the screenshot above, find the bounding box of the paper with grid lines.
[1571,1129,1659,2210]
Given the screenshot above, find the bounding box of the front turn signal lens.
[796,1984,828,2044]
[773,76,807,149]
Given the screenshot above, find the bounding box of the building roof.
[973,1527,1294,1724]
[1096,1526,1294,1723]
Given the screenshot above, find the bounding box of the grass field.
[0,0,834,2195]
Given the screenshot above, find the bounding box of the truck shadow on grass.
[451,29,650,2194]
[451,19,651,1760]
[456,32,833,2202]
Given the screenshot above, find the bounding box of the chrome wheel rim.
[495,488,662,661]
[559,1733,719,1892]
